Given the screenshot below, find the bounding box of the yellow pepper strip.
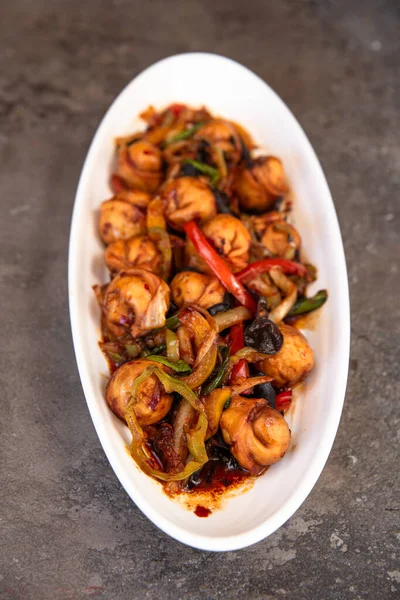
[202,387,232,439]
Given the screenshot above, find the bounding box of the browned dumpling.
[170,271,225,309]
[220,396,291,475]
[102,268,170,338]
[257,323,314,388]
[202,214,251,273]
[117,140,163,192]
[252,213,301,259]
[106,359,173,425]
[184,214,251,274]
[104,235,163,275]
[113,189,152,209]
[161,177,217,231]
[234,156,289,213]
[99,198,146,245]
[194,119,242,163]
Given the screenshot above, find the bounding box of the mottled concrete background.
[1,1,399,598]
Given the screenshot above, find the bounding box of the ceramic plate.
[68,53,350,551]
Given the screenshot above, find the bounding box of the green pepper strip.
[125,343,142,359]
[162,122,204,147]
[108,351,122,363]
[125,366,208,481]
[201,346,230,395]
[165,313,180,330]
[203,387,232,440]
[183,159,220,186]
[140,344,166,358]
[287,290,328,317]
[145,355,191,373]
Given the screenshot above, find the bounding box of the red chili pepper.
[184,221,257,313]
[236,259,308,281]
[230,359,251,394]
[168,103,186,118]
[275,389,293,411]
[229,323,245,356]
[110,174,129,194]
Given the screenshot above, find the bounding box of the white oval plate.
[69,53,350,551]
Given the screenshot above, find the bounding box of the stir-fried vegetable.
[275,389,293,412]
[182,159,220,186]
[184,221,257,313]
[202,388,232,439]
[287,290,328,317]
[166,329,180,363]
[178,305,218,389]
[201,346,230,395]
[213,306,252,332]
[236,258,307,281]
[162,122,205,147]
[229,323,245,355]
[146,198,172,281]
[244,298,284,354]
[145,355,191,373]
[229,358,250,390]
[140,344,166,358]
[125,366,208,481]
[164,313,180,330]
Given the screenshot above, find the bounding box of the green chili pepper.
[146,355,191,373]
[183,159,220,186]
[125,343,141,359]
[201,346,230,395]
[108,351,122,363]
[165,314,180,330]
[162,122,204,147]
[287,290,328,317]
[140,343,166,358]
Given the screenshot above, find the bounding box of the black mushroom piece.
[207,292,236,316]
[208,301,233,316]
[179,162,201,178]
[212,189,233,215]
[244,298,283,355]
[244,319,283,355]
[252,374,277,408]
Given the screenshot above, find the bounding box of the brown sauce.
[185,456,249,494]
[194,505,212,518]
[182,440,251,514]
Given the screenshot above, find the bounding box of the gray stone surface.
[1,0,399,598]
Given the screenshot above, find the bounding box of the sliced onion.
[214,306,252,332]
[177,325,195,366]
[172,399,195,461]
[166,329,180,364]
[178,305,219,389]
[268,267,297,323]
[230,375,273,396]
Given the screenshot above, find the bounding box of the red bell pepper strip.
[230,358,251,394]
[236,259,308,281]
[110,174,129,194]
[275,389,293,411]
[167,103,186,118]
[229,323,245,356]
[184,221,257,313]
